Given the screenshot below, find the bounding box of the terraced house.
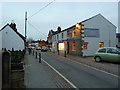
[48,14,117,56]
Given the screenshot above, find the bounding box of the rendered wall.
[2,26,24,51]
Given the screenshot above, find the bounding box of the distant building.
[49,14,117,56]
[47,27,62,50]
[0,23,25,51]
[38,40,47,48]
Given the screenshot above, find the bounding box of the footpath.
[24,52,57,88]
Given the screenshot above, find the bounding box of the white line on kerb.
[41,58,79,90]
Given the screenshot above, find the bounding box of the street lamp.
[76,23,80,30]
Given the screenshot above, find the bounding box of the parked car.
[41,46,48,52]
[36,47,41,50]
[94,47,120,62]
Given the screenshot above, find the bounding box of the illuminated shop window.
[52,43,56,48]
[72,41,76,51]
[59,43,64,50]
[99,42,104,48]
[83,44,87,49]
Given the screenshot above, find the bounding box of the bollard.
[58,50,59,55]
[35,52,37,59]
[33,50,34,55]
[39,53,41,63]
[64,51,66,57]
[28,48,31,55]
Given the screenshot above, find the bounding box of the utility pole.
[25,11,27,53]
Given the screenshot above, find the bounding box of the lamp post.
[25,11,27,53]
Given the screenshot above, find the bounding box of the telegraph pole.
[25,11,27,53]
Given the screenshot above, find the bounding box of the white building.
[50,14,117,56]
[0,23,25,51]
[51,30,67,53]
[82,14,116,56]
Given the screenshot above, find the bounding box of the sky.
[0,0,119,40]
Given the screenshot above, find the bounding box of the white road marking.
[51,52,119,78]
[67,58,120,78]
[36,52,119,89]
[41,58,79,90]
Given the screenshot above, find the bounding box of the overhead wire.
[27,21,47,39]
[27,0,56,40]
[28,0,56,19]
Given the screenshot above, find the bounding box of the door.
[67,42,69,54]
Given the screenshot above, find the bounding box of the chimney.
[57,26,61,33]
[9,20,17,31]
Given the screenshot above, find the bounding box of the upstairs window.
[62,33,64,39]
[57,35,59,40]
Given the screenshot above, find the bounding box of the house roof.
[0,24,25,42]
[63,13,116,32]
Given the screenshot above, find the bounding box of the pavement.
[24,52,57,88]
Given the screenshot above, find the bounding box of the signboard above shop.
[84,28,99,37]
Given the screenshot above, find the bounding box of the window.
[72,30,76,37]
[62,33,64,38]
[107,48,118,54]
[83,44,87,49]
[59,43,64,50]
[72,41,76,51]
[98,48,106,53]
[99,42,104,48]
[52,43,55,48]
[57,35,59,40]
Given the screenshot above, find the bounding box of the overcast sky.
[1,0,119,40]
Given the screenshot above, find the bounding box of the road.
[39,51,119,88]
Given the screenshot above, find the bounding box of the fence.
[2,49,25,89]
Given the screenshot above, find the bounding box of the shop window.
[99,42,104,48]
[52,43,56,48]
[59,43,64,50]
[72,41,76,51]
